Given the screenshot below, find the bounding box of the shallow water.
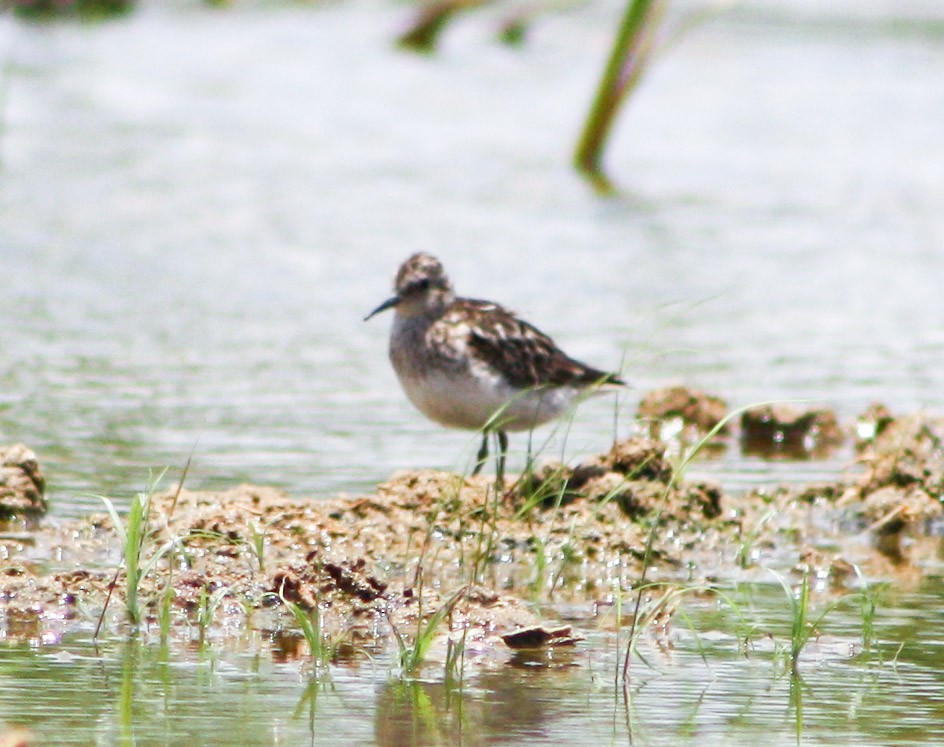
[4,577,944,745]
[1,0,944,743]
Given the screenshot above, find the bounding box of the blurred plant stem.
[397,0,489,53]
[5,0,134,20]
[573,0,666,194]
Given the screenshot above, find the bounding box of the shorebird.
[365,253,625,482]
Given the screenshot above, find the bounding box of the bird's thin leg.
[525,429,534,476]
[495,430,508,487]
[472,432,490,476]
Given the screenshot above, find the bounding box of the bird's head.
[364,253,455,321]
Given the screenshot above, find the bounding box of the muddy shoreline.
[2,390,942,661]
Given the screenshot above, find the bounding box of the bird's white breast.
[389,307,596,432]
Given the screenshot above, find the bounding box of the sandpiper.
[365,253,625,482]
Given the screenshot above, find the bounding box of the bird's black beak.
[364,295,400,321]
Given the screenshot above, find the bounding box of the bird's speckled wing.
[444,298,624,390]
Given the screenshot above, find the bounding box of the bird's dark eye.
[402,277,432,296]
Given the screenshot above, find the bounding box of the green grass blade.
[402,586,467,674]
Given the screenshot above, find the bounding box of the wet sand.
[2,390,941,659]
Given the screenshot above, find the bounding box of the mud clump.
[512,436,724,527]
[0,445,46,517]
[637,385,729,442]
[603,437,674,481]
[860,487,941,535]
[740,404,843,458]
[853,403,896,450]
[838,414,944,538]
[271,558,388,610]
[853,415,944,497]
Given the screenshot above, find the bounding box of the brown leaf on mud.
[501,625,583,649]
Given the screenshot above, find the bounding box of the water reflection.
[376,660,582,747]
[2,581,944,746]
[294,677,335,747]
[376,681,476,747]
[118,639,137,747]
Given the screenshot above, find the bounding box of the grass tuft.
[389,585,467,676]
[97,469,173,628]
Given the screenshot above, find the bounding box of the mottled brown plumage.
[458,298,623,390]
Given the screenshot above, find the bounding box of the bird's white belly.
[397,366,579,432]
